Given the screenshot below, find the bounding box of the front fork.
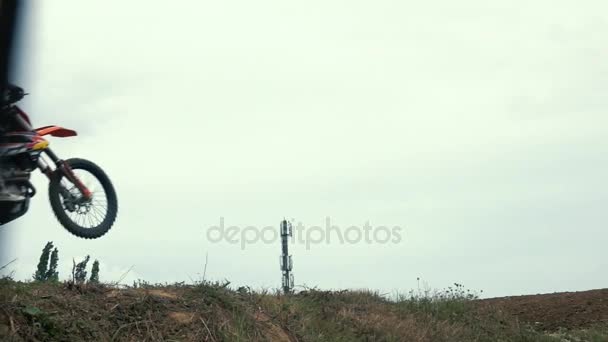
[38,148,92,201]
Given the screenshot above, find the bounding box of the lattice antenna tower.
[279,219,294,294]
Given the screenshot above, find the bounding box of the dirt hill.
[479,289,608,332]
[0,279,607,341]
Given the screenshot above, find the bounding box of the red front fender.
[35,126,77,137]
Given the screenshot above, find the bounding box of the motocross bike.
[0,85,117,238]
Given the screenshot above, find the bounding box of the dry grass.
[0,278,605,341]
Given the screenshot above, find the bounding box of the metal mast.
[279,219,294,294]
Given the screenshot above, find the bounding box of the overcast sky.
[1,0,607,298]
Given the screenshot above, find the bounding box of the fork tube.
[37,158,53,179]
[63,165,92,199]
[44,148,60,163]
[46,149,92,199]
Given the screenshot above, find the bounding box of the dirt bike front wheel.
[48,158,118,239]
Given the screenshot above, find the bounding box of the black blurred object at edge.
[0,0,22,260]
[0,0,20,88]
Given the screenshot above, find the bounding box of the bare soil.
[477,288,608,331]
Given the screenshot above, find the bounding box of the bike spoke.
[87,213,95,228]
[89,206,104,224]
[91,205,106,222]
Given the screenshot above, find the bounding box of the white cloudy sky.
[1,0,607,298]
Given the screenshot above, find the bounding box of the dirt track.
[479,288,608,331]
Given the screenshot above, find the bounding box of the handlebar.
[2,83,26,105]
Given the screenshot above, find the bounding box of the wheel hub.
[62,187,92,213]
